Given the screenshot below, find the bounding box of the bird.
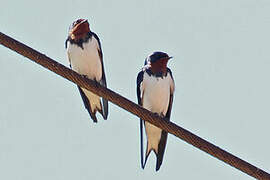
[65,19,108,123]
[136,51,175,171]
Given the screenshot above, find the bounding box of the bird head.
[68,19,90,41]
[146,51,172,75]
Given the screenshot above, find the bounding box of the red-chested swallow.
[137,51,175,171]
[65,19,108,123]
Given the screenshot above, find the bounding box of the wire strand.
[0,32,269,180]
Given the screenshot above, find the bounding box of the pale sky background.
[1,0,270,179]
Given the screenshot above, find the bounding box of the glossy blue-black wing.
[77,86,98,123]
[92,32,108,120]
[136,70,146,169]
[137,71,144,105]
[165,68,174,120]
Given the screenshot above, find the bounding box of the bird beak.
[80,19,88,24]
[168,56,173,60]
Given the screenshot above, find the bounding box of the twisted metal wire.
[0,32,269,180]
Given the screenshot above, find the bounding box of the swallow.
[136,51,175,171]
[65,19,108,123]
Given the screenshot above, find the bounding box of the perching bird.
[65,19,108,123]
[136,51,175,171]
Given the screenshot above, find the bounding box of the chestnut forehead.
[149,58,168,73]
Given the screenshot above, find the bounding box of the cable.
[0,32,269,180]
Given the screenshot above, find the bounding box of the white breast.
[67,37,102,81]
[142,73,172,115]
[141,72,174,152]
[66,37,103,112]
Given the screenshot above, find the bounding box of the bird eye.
[76,19,84,24]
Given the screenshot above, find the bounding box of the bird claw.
[81,74,88,79]
[153,112,160,117]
